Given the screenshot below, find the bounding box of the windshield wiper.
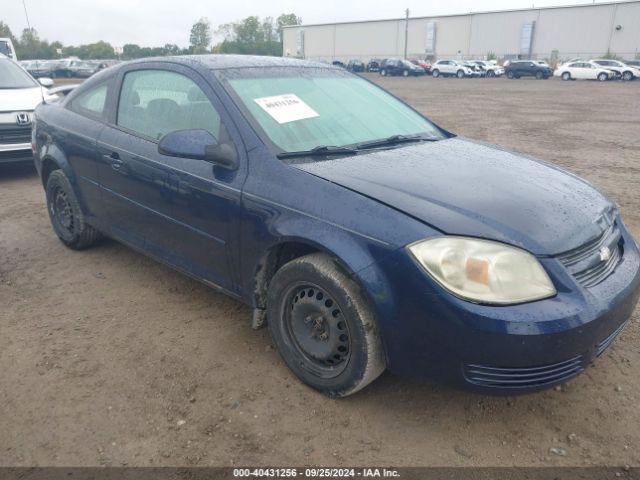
[277,145,358,159]
[356,134,437,150]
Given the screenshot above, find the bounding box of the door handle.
[104,152,125,170]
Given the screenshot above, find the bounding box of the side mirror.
[39,77,54,88]
[158,129,238,170]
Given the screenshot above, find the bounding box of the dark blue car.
[33,55,640,397]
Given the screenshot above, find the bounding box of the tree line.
[0,13,300,60]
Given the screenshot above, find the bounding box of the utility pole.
[404,8,409,59]
[22,0,32,31]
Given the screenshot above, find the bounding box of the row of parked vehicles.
[18,58,113,79]
[335,56,640,81]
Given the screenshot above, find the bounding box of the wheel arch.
[39,145,76,189]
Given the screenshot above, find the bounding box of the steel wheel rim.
[282,282,351,378]
[51,186,74,233]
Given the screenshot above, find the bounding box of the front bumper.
[357,223,640,394]
[0,143,33,164]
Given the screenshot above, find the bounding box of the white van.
[0,38,17,60]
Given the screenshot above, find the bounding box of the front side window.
[0,58,37,89]
[117,69,221,141]
[223,67,446,154]
[71,83,108,117]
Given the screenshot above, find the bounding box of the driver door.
[96,64,246,290]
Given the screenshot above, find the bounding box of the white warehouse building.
[282,0,640,63]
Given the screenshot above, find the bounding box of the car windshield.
[0,58,37,89]
[222,67,446,154]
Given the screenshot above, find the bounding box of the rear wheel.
[432,69,440,78]
[506,71,515,79]
[402,69,409,77]
[46,170,101,250]
[487,70,495,78]
[456,69,465,78]
[597,72,608,82]
[267,253,386,397]
[562,72,571,81]
[380,69,387,76]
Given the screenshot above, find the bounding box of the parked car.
[380,58,425,76]
[346,59,365,73]
[0,55,56,164]
[461,62,483,77]
[0,37,17,60]
[410,59,432,74]
[366,59,381,72]
[505,60,552,79]
[51,59,98,78]
[331,60,345,68]
[430,60,474,78]
[624,60,640,68]
[590,59,639,81]
[24,60,57,78]
[471,61,504,77]
[555,61,611,81]
[33,55,640,397]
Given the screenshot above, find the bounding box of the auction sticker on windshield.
[254,94,319,124]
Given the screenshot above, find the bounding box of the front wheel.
[487,70,495,78]
[622,71,633,81]
[506,71,515,79]
[562,72,571,81]
[380,69,387,76]
[267,253,386,397]
[597,72,608,82]
[46,170,101,250]
[535,71,544,80]
[402,69,409,77]
[432,69,440,78]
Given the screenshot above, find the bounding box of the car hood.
[0,86,44,111]
[294,138,615,255]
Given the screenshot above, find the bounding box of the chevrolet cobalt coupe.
[33,56,640,397]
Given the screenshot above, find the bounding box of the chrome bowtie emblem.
[15,112,31,125]
[599,246,612,262]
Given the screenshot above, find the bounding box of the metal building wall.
[282,1,640,61]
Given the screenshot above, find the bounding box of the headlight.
[407,237,556,305]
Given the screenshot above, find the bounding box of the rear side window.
[117,69,221,141]
[70,83,108,118]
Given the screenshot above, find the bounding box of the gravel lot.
[1,75,639,467]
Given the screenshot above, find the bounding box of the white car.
[0,54,57,164]
[590,59,639,81]
[473,61,504,77]
[431,60,474,78]
[0,37,17,60]
[554,61,611,81]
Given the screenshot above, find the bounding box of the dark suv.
[380,58,425,77]
[347,60,365,72]
[505,61,552,79]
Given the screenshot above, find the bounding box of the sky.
[2,0,615,47]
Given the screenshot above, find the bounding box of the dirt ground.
[1,75,640,468]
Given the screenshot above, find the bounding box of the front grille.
[557,224,622,288]
[463,356,584,389]
[596,321,627,357]
[0,125,32,145]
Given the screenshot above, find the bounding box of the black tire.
[562,72,571,81]
[487,70,495,78]
[598,72,608,82]
[380,69,387,76]
[535,71,543,80]
[45,170,101,250]
[506,70,515,79]
[432,69,440,78]
[402,69,409,77]
[267,253,386,397]
[622,71,633,81]
[456,69,465,78]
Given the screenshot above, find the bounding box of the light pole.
[22,0,32,31]
[404,8,409,59]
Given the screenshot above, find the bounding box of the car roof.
[125,54,336,71]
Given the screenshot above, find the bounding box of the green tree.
[215,14,297,56]
[276,13,301,41]
[190,17,211,53]
[0,21,17,43]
